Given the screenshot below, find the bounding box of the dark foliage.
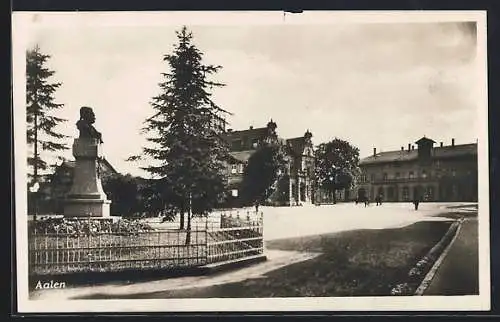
[26,45,68,184]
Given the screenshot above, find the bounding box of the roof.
[286,137,306,156]
[223,127,268,140]
[229,150,255,163]
[360,143,477,165]
[223,127,270,152]
[415,136,436,145]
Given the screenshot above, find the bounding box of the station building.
[357,137,478,202]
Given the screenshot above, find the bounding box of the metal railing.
[207,211,264,264]
[28,211,264,276]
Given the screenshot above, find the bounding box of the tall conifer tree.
[139,27,230,240]
[26,45,68,185]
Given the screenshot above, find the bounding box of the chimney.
[452,138,455,147]
[249,126,253,130]
[440,142,443,147]
[373,148,377,156]
[412,145,415,150]
[408,143,411,151]
[227,128,233,132]
[401,146,404,151]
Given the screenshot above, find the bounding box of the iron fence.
[28,210,264,276]
[207,210,264,264]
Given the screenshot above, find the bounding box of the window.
[426,186,434,201]
[395,172,400,179]
[231,189,238,197]
[422,170,427,179]
[370,174,375,182]
[252,139,258,148]
[238,164,244,174]
[402,187,409,201]
[409,171,414,179]
[231,164,237,174]
[383,173,388,181]
[387,187,394,199]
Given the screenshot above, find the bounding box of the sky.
[16,12,482,178]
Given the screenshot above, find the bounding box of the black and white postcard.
[12,11,490,312]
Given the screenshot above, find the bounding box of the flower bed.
[29,217,154,236]
[390,220,461,296]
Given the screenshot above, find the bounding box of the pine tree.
[138,26,230,241]
[26,45,68,185]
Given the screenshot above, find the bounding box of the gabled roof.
[286,137,306,156]
[360,143,477,165]
[415,136,436,145]
[228,150,255,163]
[223,127,268,141]
[286,134,313,157]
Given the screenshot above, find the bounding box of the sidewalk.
[423,218,479,295]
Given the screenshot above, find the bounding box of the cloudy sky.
[15,12,482,178]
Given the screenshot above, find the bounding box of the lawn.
[80,220,453,298]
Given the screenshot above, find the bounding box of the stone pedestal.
[64,138,111,218]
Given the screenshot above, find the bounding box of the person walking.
[413,197,420,210]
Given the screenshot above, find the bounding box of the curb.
[203,254,268,274]
[29,255,268,290]
[414,217,464,295]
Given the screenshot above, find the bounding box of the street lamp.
[29,182,40,221]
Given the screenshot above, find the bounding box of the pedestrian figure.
[254,200,259,213]
[413,198,420,210]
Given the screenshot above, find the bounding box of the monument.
[64,106,111,218]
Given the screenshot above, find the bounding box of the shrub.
[28,217,153,236]
[390,283,413,296]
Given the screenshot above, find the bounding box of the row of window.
[370,185,436,200]
[360,169,459,182]
[231,139,259,150]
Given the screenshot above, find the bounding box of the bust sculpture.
[76,106,103,143]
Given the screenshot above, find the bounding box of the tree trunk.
[185,192,192,245]
[179,208,185,229]
[34,110,38,185]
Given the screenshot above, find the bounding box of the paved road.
[423,218,479,295]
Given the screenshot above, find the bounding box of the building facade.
[357,137,478,202]
[286,130,315,205]
[222,120,315,206]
